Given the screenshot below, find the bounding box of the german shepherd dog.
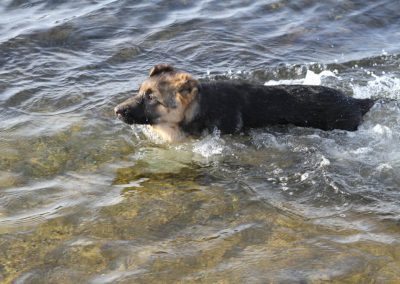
[114,64,374,142]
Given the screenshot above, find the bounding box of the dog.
[114,64,375,142]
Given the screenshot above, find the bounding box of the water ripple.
[1,0,400,282]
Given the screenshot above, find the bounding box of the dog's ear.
[149,64,174,77]
[178,73,198,95]
[176,73,198,103]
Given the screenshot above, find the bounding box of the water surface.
[1,0,400,283]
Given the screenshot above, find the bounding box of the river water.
[1,0,400,283]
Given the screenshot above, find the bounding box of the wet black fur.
[179,81,374,135]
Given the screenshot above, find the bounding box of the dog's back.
[181,81,374,134]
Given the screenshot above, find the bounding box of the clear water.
[1,0,400,282]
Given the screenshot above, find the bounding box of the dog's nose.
[114,106,124,116]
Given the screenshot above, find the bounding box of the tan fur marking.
[150,124,186,142]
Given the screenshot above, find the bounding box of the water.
[1,0,400,282]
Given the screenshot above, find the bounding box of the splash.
[264,69,337,86]
[352,74,400,100]
[192,130,228,159]
[302,70,337,85]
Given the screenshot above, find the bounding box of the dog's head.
[114,64,199,126]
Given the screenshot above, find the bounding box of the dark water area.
[1,0,400,283]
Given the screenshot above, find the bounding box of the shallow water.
[1,0,400,283]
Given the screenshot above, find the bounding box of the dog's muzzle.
[114,96,148,125]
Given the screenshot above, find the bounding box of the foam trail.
[264,70,337,86]
[352,75,400,100]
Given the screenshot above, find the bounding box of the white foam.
[352,74,400,100]
[264,69,337,86]
[376,163,393,172]
[351,147,372,155]
[300,172,309,181]
[319,156,331,167]
[372,124,393,138]
[264,78,303,86]
[303,70,337,85]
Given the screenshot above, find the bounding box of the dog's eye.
[144,90,159,103]
[145,90,154,99]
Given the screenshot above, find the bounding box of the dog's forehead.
[140,72,189,93]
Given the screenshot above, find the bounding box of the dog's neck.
[179,93,210,137]
[149,124,186,142]
[183,96,200,124]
